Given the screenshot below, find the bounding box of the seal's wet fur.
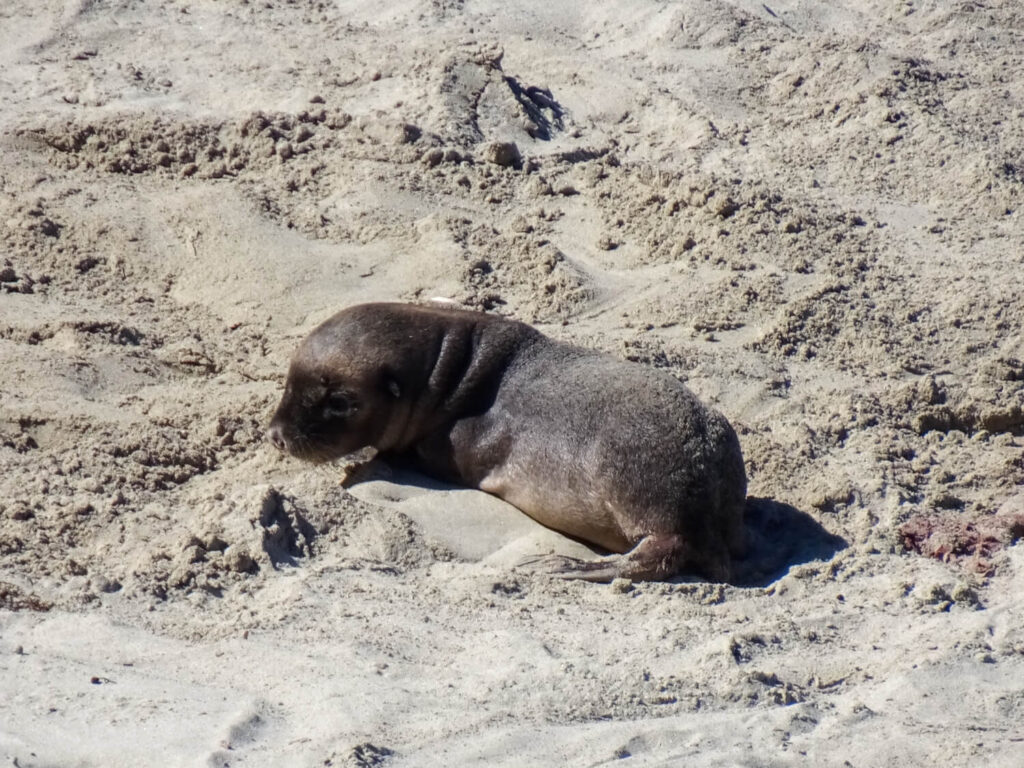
[269,302,747,582]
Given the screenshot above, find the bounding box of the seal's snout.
[267,423,287,452]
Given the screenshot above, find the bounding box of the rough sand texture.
[1,1,1023,766]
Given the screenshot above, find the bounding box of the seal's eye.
[324,390,355,419]
[320,374,330,387]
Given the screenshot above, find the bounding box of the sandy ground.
[2,1,1024,765]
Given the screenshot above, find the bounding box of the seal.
[268,302,747,582]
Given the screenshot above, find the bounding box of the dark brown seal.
[268,302,747,582]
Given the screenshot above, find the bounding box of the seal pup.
[268,302,747,582]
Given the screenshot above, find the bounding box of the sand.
[2,1,1023,765]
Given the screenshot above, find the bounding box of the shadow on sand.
[728,497,848,588]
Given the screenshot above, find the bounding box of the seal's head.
[266,317,402,463]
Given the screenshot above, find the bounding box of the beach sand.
[1,1,1023,765]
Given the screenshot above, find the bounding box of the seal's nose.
[267,424,286,452]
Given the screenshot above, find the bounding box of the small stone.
[484,141,521,168]
[309,94,325,104]
[0,267,17,282]
[277,141,294,160]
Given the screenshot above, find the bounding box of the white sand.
[2,1,1023,765]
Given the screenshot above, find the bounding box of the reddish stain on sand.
[900,512,1024,575]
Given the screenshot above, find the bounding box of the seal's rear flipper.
[517,534,723,583]
[516,553,629,582]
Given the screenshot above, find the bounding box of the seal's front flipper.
[338,447,386,487]
[517,534,705,583]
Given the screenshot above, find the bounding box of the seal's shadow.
[728,497,847,587]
